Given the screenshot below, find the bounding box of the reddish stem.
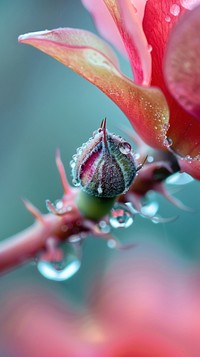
[0,209,83,275]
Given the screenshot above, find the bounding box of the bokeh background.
[0,1,200,355]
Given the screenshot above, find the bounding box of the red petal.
[164,5,200,121]
[142,0,200,176]
[143,0,187,89]
[104,0,151,85]
[18,28,169,149]
[81,0,127,56]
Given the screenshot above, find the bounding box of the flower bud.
[71,119,137,198]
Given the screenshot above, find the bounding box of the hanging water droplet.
[109,203,134,228]
[170,3,180,16]
[164,137,173,148]
[119,141,132,155]
[37,242,81,281]
[98,220,111,234]
[140,201,159,217]
[166,172,194,185]
[147,44,152,53]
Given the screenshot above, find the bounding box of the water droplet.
[37,243,81,281]
[119,142,132,155]
[185,155,192,163]
[72,178,80,187]
[55,200,64,210]
[141,201,159,217]
[166,172,194,185]
[70,160,76,169]
[107,239,117,249]
[164,137,173,148]
[147,156,154,163]
[165,16,171,22]
[76,147,82,155]
[147,44,152,53]
[170,3,180,16]
[180,0,199,10]
[109,203,134,228]
[97,186,103,195]
[98,220,111,234]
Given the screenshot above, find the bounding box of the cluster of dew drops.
[37,169,193,282]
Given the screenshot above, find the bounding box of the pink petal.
[18,28,169,149]
[81,0,127,56]
[164,5,200,121]
[104,0,151,85]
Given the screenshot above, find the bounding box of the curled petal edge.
[18,28,169,150]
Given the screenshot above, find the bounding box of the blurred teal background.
[0,0,200,303]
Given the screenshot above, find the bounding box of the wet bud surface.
[71,119,137,198]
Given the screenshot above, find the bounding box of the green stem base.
[76,190,116,221]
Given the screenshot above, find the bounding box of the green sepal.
[76,190,116,220]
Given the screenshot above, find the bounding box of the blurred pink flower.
[18,0,200,179]
[1,245,200,356]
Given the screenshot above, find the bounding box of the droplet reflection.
[37,242,81,281]
[119,142,132,155]
[109,203,134,228]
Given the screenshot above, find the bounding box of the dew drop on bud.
[70,160,76,169]
[72,178,80,187]
[109,203,134,228]
[37,242,82,281]
[119,141,132,155]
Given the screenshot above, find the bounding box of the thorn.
[56,149,71,195]
[100,118,108,149]
[157,185,194,212]
[100,117,106,129]
[22,198,45,223]
[136,155,148,171]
